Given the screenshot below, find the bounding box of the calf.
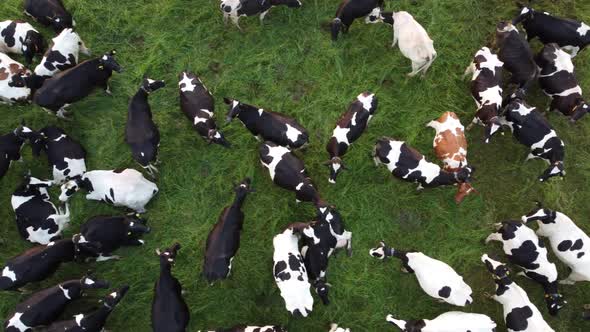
[220,0,302,31]
[486,220,565,315]
[0,52,33,105]
[324,92,377,183]
[495,22,536,90]
[0,125,31,180]
[330,0,384,41]
[24,0,75,32]
[522,204,590,285]
[126,78,165,178]
[0,20,45,64]
[201,326,285,332]
[4,274,109,332]
[12,175,70,244]
[34,50,122,119]
[152,243,190,332]
[34,28,90,80]
[259,141,320,203]
[370,242,473,306]
[58,168,158,213]
[386,312,497,332]
[225,98,308,149]
[178,71,229,147]
[481,254,555,332]
[389,11,437,77]
[536,43,588,122]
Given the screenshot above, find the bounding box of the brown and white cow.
[0,52,32,104]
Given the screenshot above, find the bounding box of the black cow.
[225,98,308,149]
[126,78,165,178]
[495,22,536,91]
[152,243,189,332]
[4,274,109,332]
[33,50,122,119]
[178,71,229,147]
[24,0,75,32]
[203,178,254,283]
[331,0,384,40]
[0,20,45,64]
[324,92,377,183]
[0,125,31,180]
[220,0,302,31]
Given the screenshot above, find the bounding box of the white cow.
[390,11,437,77]
[386,312,497,332]
[34,28,90,78]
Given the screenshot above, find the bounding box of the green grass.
[1,0,590,331]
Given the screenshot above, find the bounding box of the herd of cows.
[0,0,590,331]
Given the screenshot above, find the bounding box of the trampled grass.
[1,0,589,331]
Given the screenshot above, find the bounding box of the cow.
[24,0,75,33]
[330,0,384,41]
[463,47,504,143]
[273,223,314,317]
[329,324,350,332]
[225,98,308,149]
[34,28,90,81]
[0,20,45,64]
[481,254,555,332]
[386,312,497,332]
[495,22,536,90]
[370,242,473,307]
[125,78,165,178]
[200,326,285,332]
[485,220,565,315]
[33,50,122,119]
[203,178,254,283]
[73,214,151,262]
[58,168,158,213]
[535,43,588,122]
[324,92,377,183]
[36,285,129,332]
[522,203,590,285]
[0,52,33,105]
[219,0,302,31]
[178,71,229,147]
[259,141,320,203]
[512,6,590,58]
[12,175,71,244]
[4,274,109,332]
[0,125,32,180]
[152,243,190,332]
[503,93,565,182]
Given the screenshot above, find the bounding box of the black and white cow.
[59,169,158,213]
[152,243,190,332]
[200,326,286,332]
[481,254,555,332]
[330,0,384,41]
[34,50,122,119]
[536,43,588,122]
[259,141,320,203]
[12,175,71,244]
[4,274,109,332]
[24,0,75,33]
[220,0,302,31]
[0,125,31,180]
[386,312,497,332]
[486,220,565,315]
[0,52,33,105]
[513,6,590,58]
[495,22,537,90]
[125,78,165,178]
[372,137,474,190]
[503,94,565,182]
[37,285,129,332]
[370,242,473,306]
[203,178,254,283]
[522,204,590,285]
[324,92,377,183]
[34,28,90,81]
[178,71,229,147]
[0,20,45,64]
[225,98,308,149]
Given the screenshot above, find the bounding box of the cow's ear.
[223,97,232,105]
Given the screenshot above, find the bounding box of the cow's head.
[454,164,474,183]
[535,43,559,69]
[539,161,565,182]
[59,176,86,201]
[156,242,181,266]
[9,72,46,90]
[379,11,395,26]
[313,279,330,305]
[494,21,518,48]
[223,97,242,122]
[80,272,110,290]
[72,233,103,258]
[14,122,37,142]
[234,177,255,197]
[22,30,45,65]
[207,129,231,148]
[102,285,130,311]
[386,315,425,332]
[125,214,151,236]
[571,102,589,123]
[481,254,513,289]
[61,29,91,56]
[220,0,242,13]
[47,13,75,32]
[454,182,477,204]
[323,157,349,184]
[369,241,394,260]
[141,77,166,94]
[521,202,556,225]
[331,18,343,41]
[98,50,122,73]
[512,5,534,25]
[365,7,382,24]
[545,291,566,316]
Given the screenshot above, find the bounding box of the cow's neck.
[432,171,459,186]
[543,280,559,295]
[232,192,247,208]
[53,239,76,261]
[236,104,261,126]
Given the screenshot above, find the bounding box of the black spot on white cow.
[0,53,34,105]
[331,0,384,40]
[34,28,90,81]
[220,0,302,31]
[24,0,75,33]
[0,125,32,180]
[495,22,537,91]
[386,312,497,332]
[0,20,45,64]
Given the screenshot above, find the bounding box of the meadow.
[1,0,590,331]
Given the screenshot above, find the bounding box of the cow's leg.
[96,254,121,262]
[125,238,145,246]
[466,117,478,131]
[525,152,537,161]
[223,13,229,25]
[485,232,502,244]
[462,63,475,79]
[231,15,243,32]
[407,61,422,77]
[104,84,112,96]
[391,29,398,48]
[260,10,270,23]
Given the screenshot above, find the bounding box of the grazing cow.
[225,98,308,149]
[59,168,158,213]
[386,312,497,332]
[513,6,590,57]
[126,78,165,178]
[0,125,31,180]
[178,71,229,147]
[259,141,320,203]
[463,47,504,143]
[152,243,190,332]
[486,220,565,315]
[481,254,555,332]
[273,223,314,317]
[37,285,129,332]
[4,274,109,332]
[324,92,377,183]
[34,28,90,80]
[495,22,536,90]
[219,0,302,31]
[200,326,285,332]
[329,324,350,332]
[24,0,75,32]
[503,94,565,182]
[34,50,122,119]
[370,242,473,306]
[0,20,45,64]
[522,204,590,285]
[0,52,33,105]
[330,0,384,41]
[12,175,71,244]
[536,43,588,122]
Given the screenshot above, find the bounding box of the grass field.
[1,0,590,331]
